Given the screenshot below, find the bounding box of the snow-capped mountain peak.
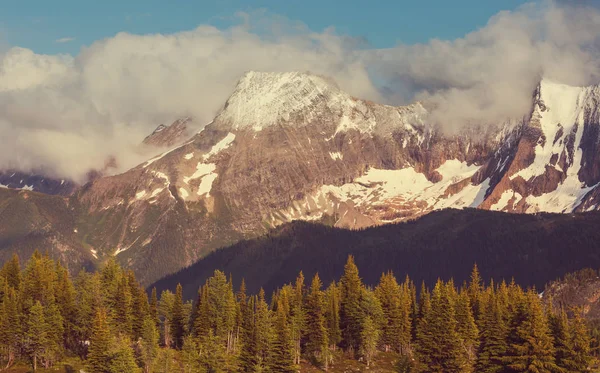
[215,70,427,135]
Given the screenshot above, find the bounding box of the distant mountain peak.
[143,117,192,147]
[215,70,427,135]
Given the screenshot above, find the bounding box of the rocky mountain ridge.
[2,71,600,285]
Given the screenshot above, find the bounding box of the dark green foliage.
[0,251,596,372]
[339,255,364,354]
[152,210,600,301]
[503,291,559,373]
[170,283,186,349]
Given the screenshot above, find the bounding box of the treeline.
[0,252,595,372]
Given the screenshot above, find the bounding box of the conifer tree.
[55,264,77,349]
[87,308,112,373]
[254,289,273,370]
[25,301,48,371]
[477,289,509,373]
[549,308,576,371]
[0,286,19,370]
[193,284,210,338]
[238,290,257,372]
[149,287,160,329]
[324,281,341,351]
[360,316,380,368]
[455,289,479,371]
[1,253,21,290]
[468,264,484,324]
[114,275,133,336]
[181,336,201,373]
[170,283,186,349]
[415,280,465,373]
[569,308,592,372]
[503,290,558,373]
[139,317,159,373]
[375,272,405,353]
[290,271,306,365]
[108,335,141,373]
[129,273,149,341]
[270,299,296,373]
[42,302,64,368]
[340,255,364,354]
[158,290,174,347]
[305,273,329,368]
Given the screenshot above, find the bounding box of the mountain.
[2,71,600,285]
[0,118,191,198]
[150,208,600,300]
[0,187,94,271]
[143,117,192,148]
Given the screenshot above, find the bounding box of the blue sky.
[1,0,528,55]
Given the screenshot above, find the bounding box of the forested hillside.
[0,252,596,372]
[153,209,600,300]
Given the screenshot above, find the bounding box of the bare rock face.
[143,117,192,148]
[4,71,600,285]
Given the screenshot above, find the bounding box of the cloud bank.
[0,1,599,181]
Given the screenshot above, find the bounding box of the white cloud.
[0,2,599,181]
[55,37,75,44]
[371,1,600,130]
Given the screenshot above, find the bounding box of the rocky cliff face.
[3,71,600,284]
[143,117,192,148]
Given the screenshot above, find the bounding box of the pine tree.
[468,264,484,325]
[128,272,149,341]
[42,302,64,368]
[181,336,201,373]
[170,283,186,349]
[254,289,273,370]
[305,273,329,368]
[359,316,380,368]
[290,271,306,365]
[375,272,406,353]
[503,290,558,373]
[324,281,341,352]
[415,280,465,373]
[1,253,21,290]
[0,286,19,370]
[339,255,364,354]
[25,301,48,371]
[549,308,576,371]
[193,284,210,338]
[55,263,77,350]
[238,289,257,372]
[149,287,160,329]
[455,289,479,372]
[108,335,141,373]
[569,308,592,372]
[139,317,159,373]
[476,289,508,373]
[114,275,133,337]
[270,300,296,373]
[87,308,112,373]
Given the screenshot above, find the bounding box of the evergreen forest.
[0,251,596,372]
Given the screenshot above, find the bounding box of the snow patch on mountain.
[511,80,588,182]
[183,162,218,197]
[203,132,235,161]
[269,159,489,227]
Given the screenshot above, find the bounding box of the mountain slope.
[0,187,93,271]
[151,209,600,300]
[3,71,600,285]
